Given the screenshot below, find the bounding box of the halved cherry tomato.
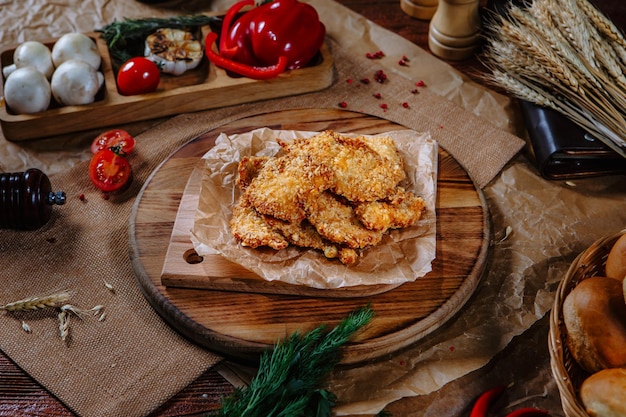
[88,149,133,193]
[116,57,160,96]
[91,129,135,155]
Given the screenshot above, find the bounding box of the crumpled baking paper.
[190,127,438,289]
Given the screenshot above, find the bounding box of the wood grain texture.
[129,108,491,364]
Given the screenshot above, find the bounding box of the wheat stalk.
[482,0,626,158]
[576,0,626,48]
[0,290,74,312]
[58,311,70,341]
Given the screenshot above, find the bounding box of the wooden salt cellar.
[400,0,439,20]
[428,0,481,60]
[0,168,65,230]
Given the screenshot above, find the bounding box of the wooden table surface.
[1,0,624,416]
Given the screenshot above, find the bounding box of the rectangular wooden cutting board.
[159,158,404,298]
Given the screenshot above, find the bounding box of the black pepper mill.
[0,168,66,230]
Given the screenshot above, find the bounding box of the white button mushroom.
[2,41,55,79]
[51,33,101,70]
[50,59,104,106]
[3,66,51,114]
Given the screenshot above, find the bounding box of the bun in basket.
[581,367,626,417]
[563,276,626,373]
[606,233,626,280]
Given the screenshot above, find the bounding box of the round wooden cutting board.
[129,108,491,364]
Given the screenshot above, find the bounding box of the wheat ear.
[0,290,74,312]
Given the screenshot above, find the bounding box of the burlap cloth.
[1,1,625,416]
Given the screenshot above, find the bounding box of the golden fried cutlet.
[354,187,426,232]
[304,191,384,249]
[263,216,360,265]
[279,131,405,202]
[244,153,333,223]
[230,198,289,250]
[332,133,405,202]
[236,156,269,190]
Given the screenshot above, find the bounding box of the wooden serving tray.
[129,109,491,364]
[0,29,333,141]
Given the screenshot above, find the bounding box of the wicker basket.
[548,228,626,417]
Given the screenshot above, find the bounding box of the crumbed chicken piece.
[332,133,405,202]
[230,198,289,250]
[263,216,359,265]
[236,156,269,190]
[304,191,384,249]
[279,130,405,202]
[338,247,359,265]
[354,187,426,232]
[244,153,333,223]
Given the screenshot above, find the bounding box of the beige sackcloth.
[1,1,625,417]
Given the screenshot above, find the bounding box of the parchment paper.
[190,128,437,289]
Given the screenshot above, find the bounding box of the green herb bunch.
[97,15,217,65]
[210,305,374,417]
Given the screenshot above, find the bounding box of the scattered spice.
[449,345,455,352]
[398,55,410,66]
[380,103,388,110]
[366,50,385,59]
[338,101,348,108]
[346,78,353,84]
[360,78,370,84]
[374,69,387,83]
[102,193,110,200]
[78,193,86,202]
[411,88,419,94]
[415,80,426,87]
[402,102,410,108]
[373,93,382,99]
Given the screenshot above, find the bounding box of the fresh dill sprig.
[96,15,218,64]
[210,305,375,417]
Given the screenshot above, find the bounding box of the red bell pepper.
[205,0,326,79]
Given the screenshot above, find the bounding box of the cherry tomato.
[91,129,135,155]
[116,57,160,96]
[89,149,133,193]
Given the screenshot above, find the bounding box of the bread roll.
[581,367,626,417]
[563,276,626,373]
[606,233,626,280]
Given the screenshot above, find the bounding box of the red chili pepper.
[505,407,549,417]
[206,0,326,79]
[470,385,506,417]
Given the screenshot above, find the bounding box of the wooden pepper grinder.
[0,168,66,230]
[428,0,482,60]
[400,0,439,20]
